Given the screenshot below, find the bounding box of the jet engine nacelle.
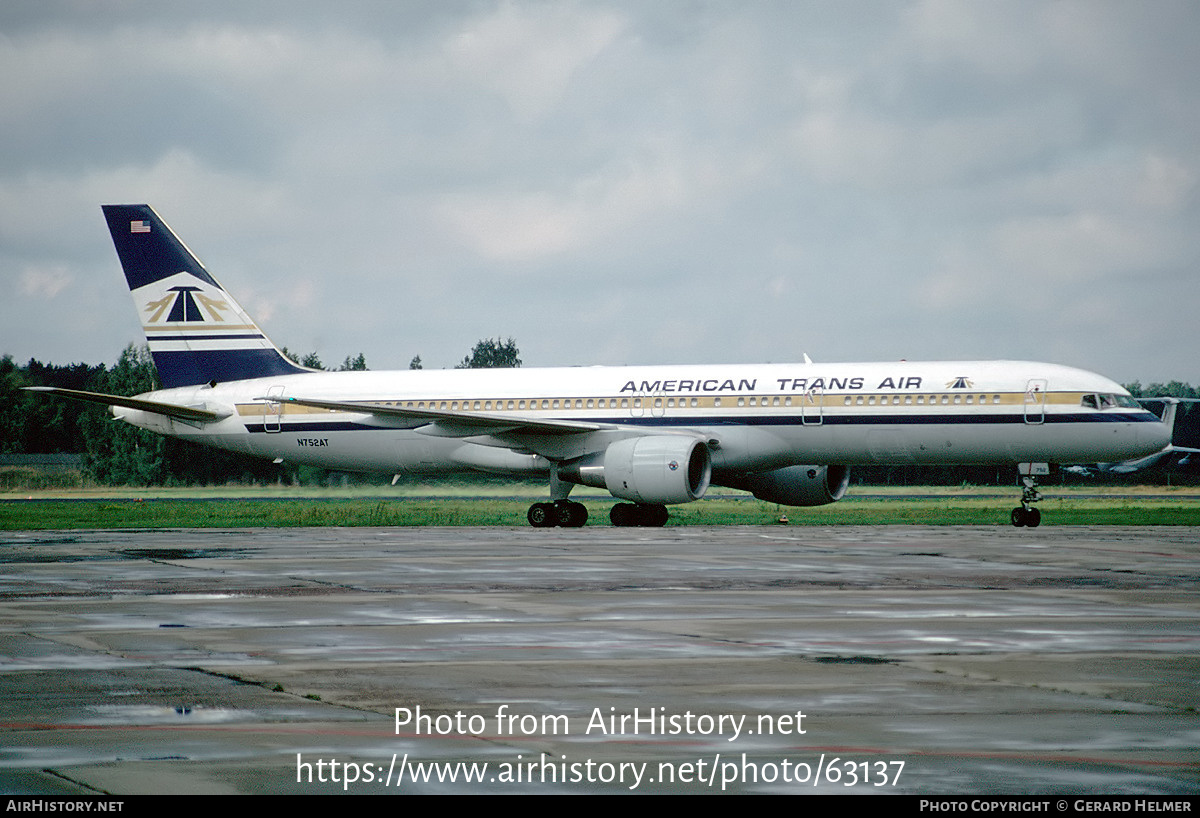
[724,464,850,506]
[560,436,712,505]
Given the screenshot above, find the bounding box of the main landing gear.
[525,465,669,528]
[527,465,589,528]
[609,503,669,527]
[1010,463,1045,527]
[527,500,588,528]
[524,501,670,527]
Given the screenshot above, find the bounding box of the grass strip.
[3,496,1200,529]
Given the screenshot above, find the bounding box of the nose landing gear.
[1011,463,1046,527]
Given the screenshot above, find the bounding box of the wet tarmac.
[0,525,1197,794]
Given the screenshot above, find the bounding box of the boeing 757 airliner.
[27,205,1172,527]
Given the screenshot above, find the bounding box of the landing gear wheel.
[1010,506,1042,527]
[643,504,669,527]
[610,503,635,527]
[1011,471,1046,528]
[527,502,554,528]
[555,501,588,528]
[610,503,668,527]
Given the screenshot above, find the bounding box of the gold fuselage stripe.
[234,391,1089,416]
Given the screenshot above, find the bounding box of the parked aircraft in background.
[28,205,1173,528]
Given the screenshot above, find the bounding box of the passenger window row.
[374,393,1018,411]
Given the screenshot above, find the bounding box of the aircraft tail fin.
[101,204,306,389]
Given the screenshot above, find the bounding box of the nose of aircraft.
[1140,411,1173,456]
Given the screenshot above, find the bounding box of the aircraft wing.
[262,395,606,438]
[24,386,228,423]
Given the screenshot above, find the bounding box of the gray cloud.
[2,0,1197,384]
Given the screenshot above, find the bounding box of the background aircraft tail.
[102,204,305,389]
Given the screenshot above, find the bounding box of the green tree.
[79,344,165,485]
[1125,381,1197,399]
[3,355,105,455]
[339,353,368,371]
[455,338,521,369]
[1148,381,1197,399]
[409,355,422,370]
[0,355,26,454]
[280,347,325,370]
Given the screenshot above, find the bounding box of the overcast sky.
[2,1,1197,385]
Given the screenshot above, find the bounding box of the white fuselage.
[115,359,1169,480]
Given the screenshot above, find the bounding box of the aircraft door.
[650,391,666,418]
[264,385,284,433]
[801,386,824,426]
[1023,379,1047,425]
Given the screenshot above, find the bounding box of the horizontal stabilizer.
[24,386,227,423]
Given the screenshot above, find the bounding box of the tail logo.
[144,285,232,323]
[130,220,151,233]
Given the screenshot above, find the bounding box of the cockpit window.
[1084,393,1142,410]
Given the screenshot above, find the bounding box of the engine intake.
[720,464,850,506]
[560,436,711,505]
